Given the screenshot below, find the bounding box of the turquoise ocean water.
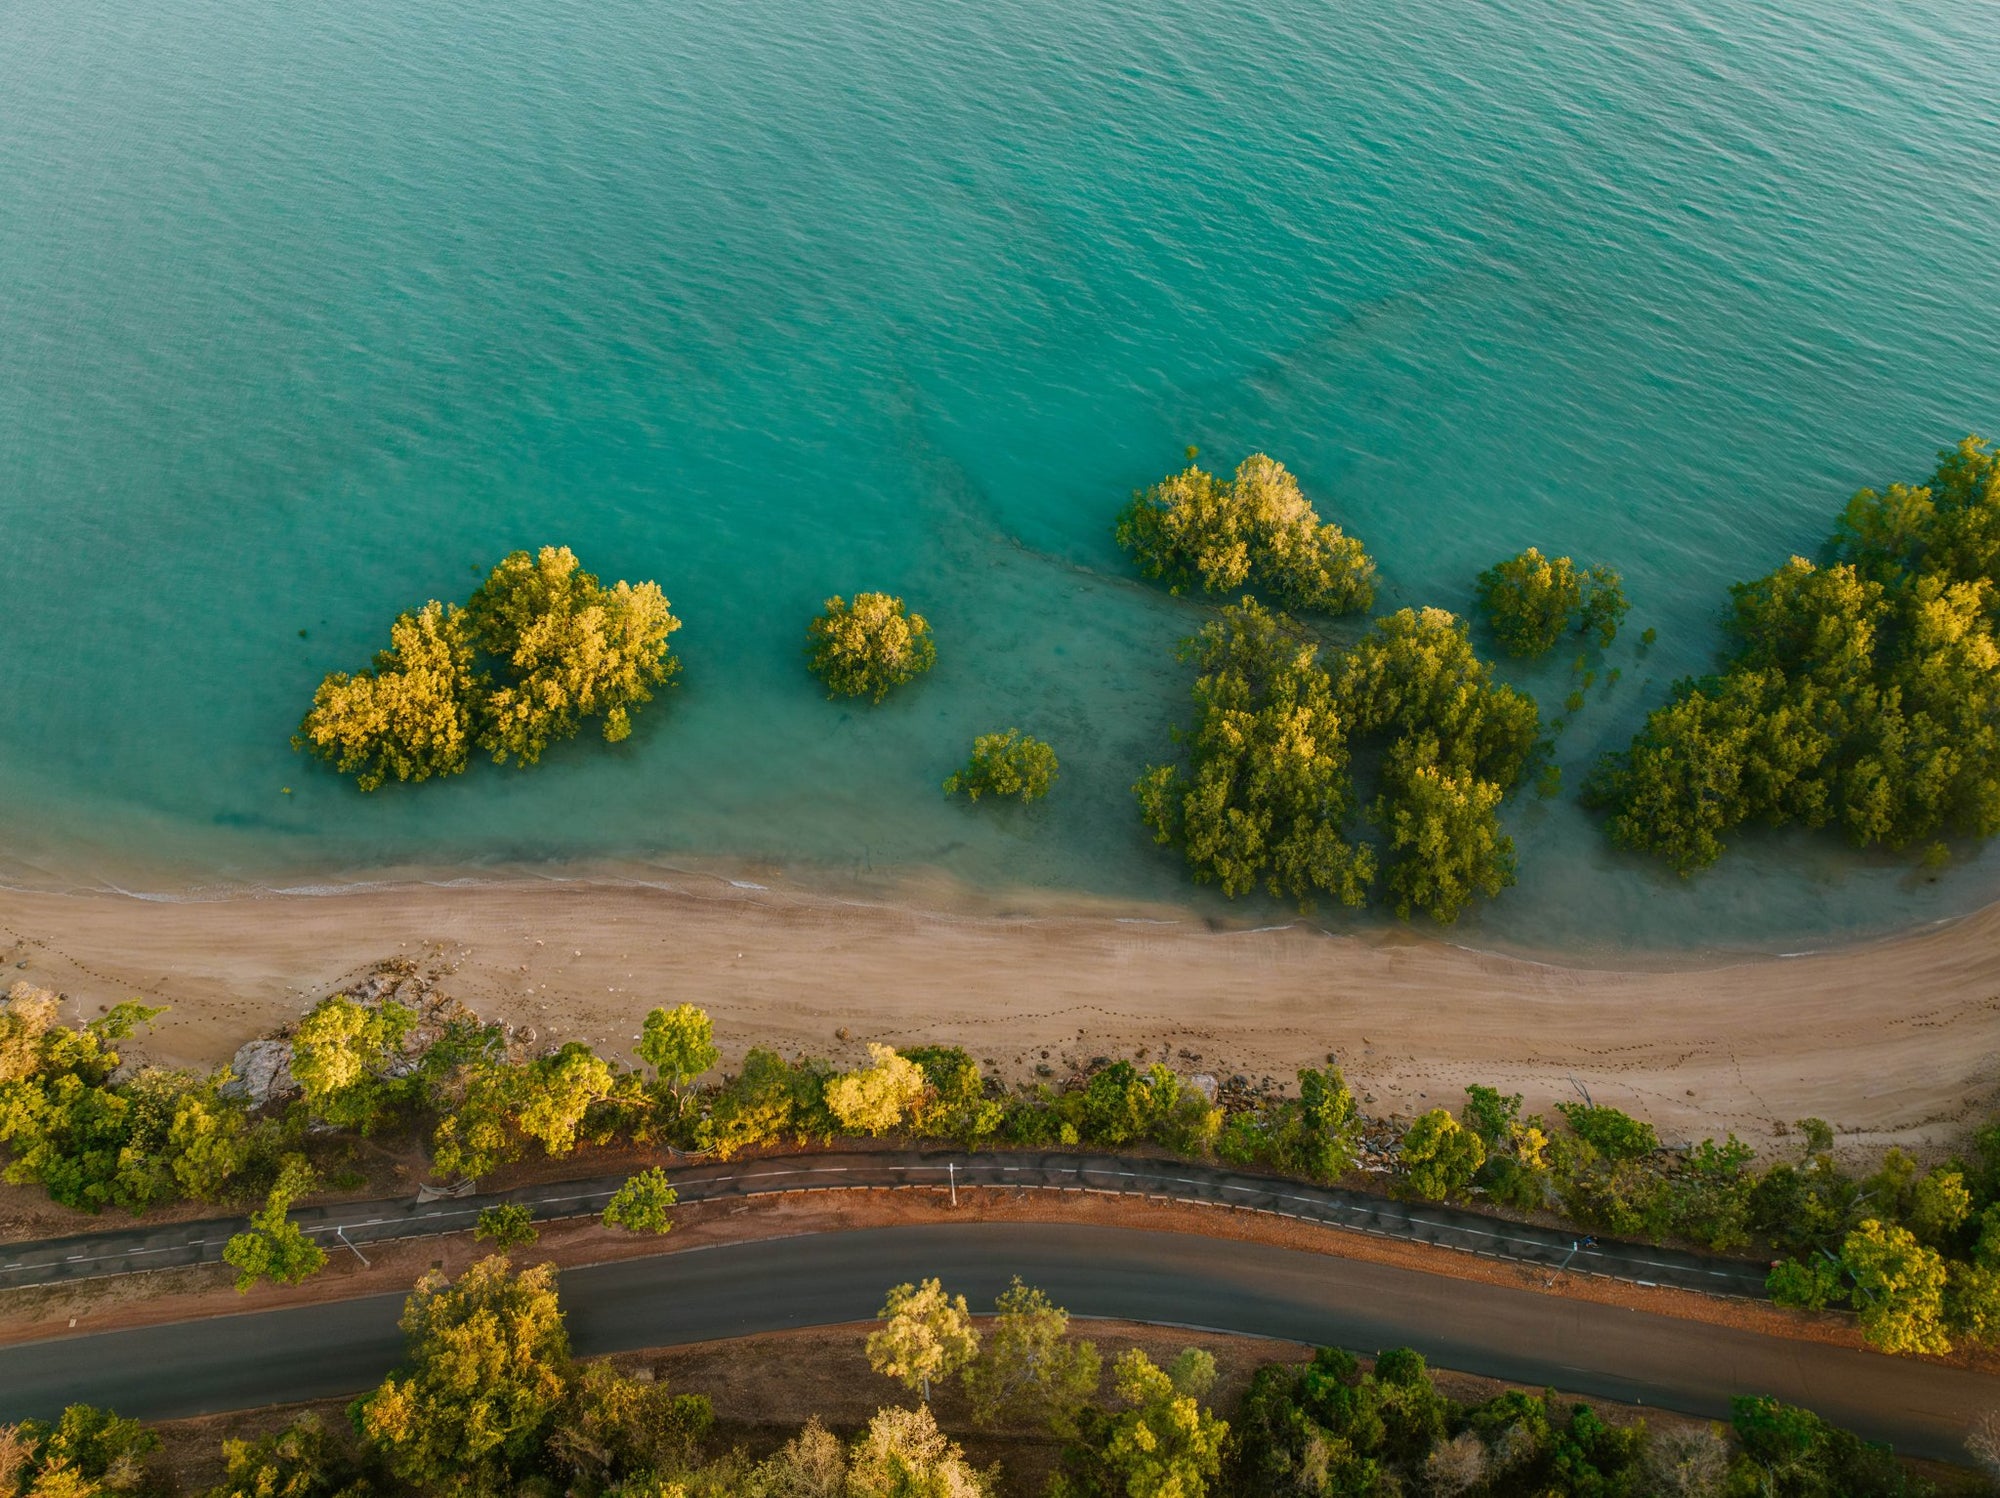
[1,0,1996,956]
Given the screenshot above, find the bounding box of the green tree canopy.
[474,1203,539,1250]
[943,730,1058,804]
[805,592,937,703]
[1267,1066,1364,1182]
[1335,607,1541,922]
[1474,548,1629,657]
[223,1156,327,1293]
[1475,547,1582,657]
[1054,1347,1227,1498]
[1137,601,1538,923]
[1591,436,2000,874]
[201,1414,345,1498]
[962,1279,1102,1435]
[1116,453,1375,614]
[602,1167,678,1234]
[1134,598,1374,908]
[0,989,252,1215]
[294,600,482,791]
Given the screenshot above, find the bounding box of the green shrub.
[944,730,1057,803]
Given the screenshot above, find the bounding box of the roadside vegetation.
[0,1257,1939,1496]
[295,546,681,789]
[5,977,1998,1361]
[1589,434,2000,875]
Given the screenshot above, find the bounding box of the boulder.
[220,1038,296,1107]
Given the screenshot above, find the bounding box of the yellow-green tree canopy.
[866,1278,980,1404]
[354,1256,573,1491]
[806,592,937,703]
[638,1003,719,1096]
[1398,1108,1486,1201]
[297,547,680,788]
[962,1279,1102,1435]
[845,1404,994,1498]
[467,545,681,764]
[1842,1218,1950,1355]
[1474,548,1629,657]
[289,994,419,1129]
[1590,436,2000,874]
[1089,1348,1228,1498]
[293,600,481,791]
[944,730,1058,803]
[1138,600,1539,922]
[825,1044,929,1137]
[1117,453,1376,615]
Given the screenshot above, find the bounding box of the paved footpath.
[0,1148,1768,1297]
[1,1222,1990,1463]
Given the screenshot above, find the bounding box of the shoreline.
[0,841,1969,974]
[3,867,1996,1155]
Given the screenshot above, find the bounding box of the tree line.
[5,980,1997,1357]
[0,1255,1939,1496]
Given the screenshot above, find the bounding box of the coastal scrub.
[1136,599,1539,923]
[1474,548,1629,657]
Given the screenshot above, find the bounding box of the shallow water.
[1,0,1996,957]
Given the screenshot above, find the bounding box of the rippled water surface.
[2,0,1997,954]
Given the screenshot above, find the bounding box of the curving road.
[1,1223,1989,1462]
[0,1148,1768,1298]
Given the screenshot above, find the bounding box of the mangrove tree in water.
[1474,546,1629,657]
[944,729,1058,803]
[295,545,680,789]
[1587,435,2000,875]
[1116,452,1375,614]
[1135,598,1540,923]
[806,591,937,703]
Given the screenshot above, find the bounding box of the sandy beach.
[2,870,1993,1155]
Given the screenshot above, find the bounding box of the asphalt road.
[0,1148,1769,1298]
[0,1223,1985,1462]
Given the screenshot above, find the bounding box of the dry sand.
[2,870,1995,1153]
